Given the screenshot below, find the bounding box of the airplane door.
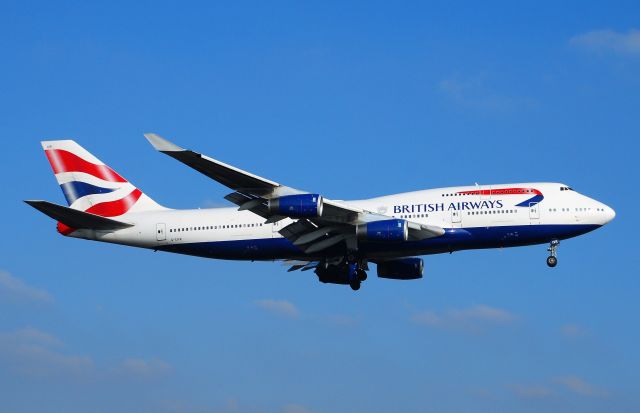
[271,220,280,238]
[450,210,462,227]
[271,218,290,237]
[156,223,166,241]
[529,202,540,221]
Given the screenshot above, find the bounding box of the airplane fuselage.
[68,182,615,261]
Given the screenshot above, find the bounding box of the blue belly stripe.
[157,224,601,261]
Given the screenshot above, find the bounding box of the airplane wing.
[144,133,444,253]
[145,133,281,196]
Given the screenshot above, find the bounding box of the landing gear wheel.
[349,281,361,291]
[357,269,367,281]
[546,240,559,268]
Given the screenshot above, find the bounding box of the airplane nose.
[604,205,616,224]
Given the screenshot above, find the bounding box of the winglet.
[144,133,184,152]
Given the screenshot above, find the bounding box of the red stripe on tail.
[45,149,127,183]
[56,188,142,235]
[85,188,142,217]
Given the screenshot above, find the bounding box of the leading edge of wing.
[144,133,282,195]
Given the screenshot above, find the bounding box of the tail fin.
[41,140,164,218]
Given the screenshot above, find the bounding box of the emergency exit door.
[450,210,462,227]
[529,202,540,220]
[156,223,166,241]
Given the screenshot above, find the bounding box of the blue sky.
[1,1,639,412]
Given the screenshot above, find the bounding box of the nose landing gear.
[546,240,559,267]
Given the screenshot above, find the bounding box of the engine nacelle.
[356,219,408,242]
[268,194,323,218]
[377,258,423,280]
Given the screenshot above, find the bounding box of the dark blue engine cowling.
[268,194,323,217]
[377,258,424,280]
[356,219,408,242]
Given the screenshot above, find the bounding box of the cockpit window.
[560,186,574,191]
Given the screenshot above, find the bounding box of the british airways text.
[393,200,504,214]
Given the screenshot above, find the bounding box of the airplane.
[26,135,616,291]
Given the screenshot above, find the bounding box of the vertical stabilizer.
[41,140,165,233]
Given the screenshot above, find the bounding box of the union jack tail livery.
[41,140,164,227]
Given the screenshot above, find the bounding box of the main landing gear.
[347,255,368,291]
[315,257,368,291]
[349,269,367,291]
[546,240,559,267]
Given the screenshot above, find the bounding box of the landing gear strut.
[346,261,360,290]
[546,240,559,267]
[346,256,367,291]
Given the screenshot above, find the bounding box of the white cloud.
[561,324,588,337]
[323,314,359,327]
[255,299,299,319]
[554,375,609,398]
[468,387,495,400]
[8,327,62,347]
[439,76,532,112]
[0,326,175,384]
[0,327,93,377]
[282,404,315,413]
[0,270,53,304]
[412,305,517,332]
[508,383,554,399]
[120,357,172,378]
[570,29,640,56]
[156,399,213,413]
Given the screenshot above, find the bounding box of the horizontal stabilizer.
[25,200,133,231]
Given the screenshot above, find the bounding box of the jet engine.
[356,219,408,242]
[268,194,323,218]
[377,258,423,280]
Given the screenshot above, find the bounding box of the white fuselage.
[67,182,615,261]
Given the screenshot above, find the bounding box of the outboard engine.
[356,219,408,242]
[377,258,423,280]
[268,194,323,217]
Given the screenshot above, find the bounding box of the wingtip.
[144,133,184,152]
[24,200,50,212]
